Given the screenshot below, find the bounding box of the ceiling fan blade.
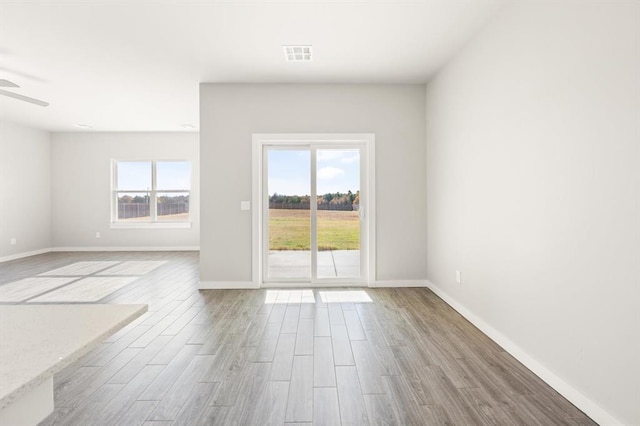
[0,89,49,107]
[0,79,19,88]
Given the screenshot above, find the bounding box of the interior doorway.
[252,134,375,287]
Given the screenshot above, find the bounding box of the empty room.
[0,1,638,425]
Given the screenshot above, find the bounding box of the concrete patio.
[267,250,360,279]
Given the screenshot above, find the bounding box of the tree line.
[270,190,359,206]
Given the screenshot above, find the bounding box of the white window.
[112,160,191,226]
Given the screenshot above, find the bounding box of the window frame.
[110,159,192,229]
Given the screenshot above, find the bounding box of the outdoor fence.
[269,202,358,211]
[118,202,189,219]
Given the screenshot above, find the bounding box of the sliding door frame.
[252,133,376,288]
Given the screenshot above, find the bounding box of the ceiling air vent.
[283,45,312,62]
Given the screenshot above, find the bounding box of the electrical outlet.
[95,232,101,239]
[456,270,462,284]
[10,237,16,245]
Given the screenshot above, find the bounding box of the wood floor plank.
[195,406,234,426]
[241,312,270,348]
[161,305,202,336]
[138,345,201,401]
[270,333,297,381]
[314,336,336,387]
[336,365,369,426]
[390,344,436,406]
[171,382,219,426]
[299,303,315,319]
[363,392,399,426]
[148,355,216,421]
[210,360,270,409]
[282,304,301,334]
[108,335,173,384]
[314,307,331,336]
[93,364,165,425]
[328,303,345,325]
[55,347,142,408]
[331,323,355,366]
[285,356,314,423]
[419,364,484,425]
[384,374,443,426]
[254,321,282,362]
[313,387,341,426]
[45,382,125,425]
[114,400,159,426]
[268,303,287,324]
[343,310,366,341]
[244,381,290,425]
[351,340,386,395]
[82,324,151,367]
[294,318,314,355]
[149,324,202,365]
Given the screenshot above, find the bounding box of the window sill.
[110,222,192,229]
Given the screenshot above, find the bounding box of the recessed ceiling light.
[283,45,312,62]
[75,123,93,129]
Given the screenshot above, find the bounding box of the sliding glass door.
[263,144,365,284]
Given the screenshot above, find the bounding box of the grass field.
[269,209,360,251]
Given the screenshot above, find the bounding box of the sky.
[268,149,360,196]
[117,161,191,190]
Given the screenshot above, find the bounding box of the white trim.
[426,280,621,426]
[310,148,318,281]
[110,222,192,229]
[252,133,376,288]
[373,280,428,288]
[0,248,52,263]
[198,281,259,290]
[51,246,199,252]
[261,281,369,289]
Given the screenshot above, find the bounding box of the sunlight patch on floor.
[38,261,120,276]
[28,277,138,303]
[0,277,78,302]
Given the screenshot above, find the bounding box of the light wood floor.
[0,251,596,425]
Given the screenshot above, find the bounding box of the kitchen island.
[0,303,147,425]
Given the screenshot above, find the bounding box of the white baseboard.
[52,246,199,252]
[426,280,621,426]
[199,280,428,289]
[198,281,259,290]
[1,246,199,263]
[0,248,52,263]
[372,279,428,288]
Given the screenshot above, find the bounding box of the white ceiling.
[0,0,505,132]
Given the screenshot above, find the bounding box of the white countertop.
[0,304,147,409]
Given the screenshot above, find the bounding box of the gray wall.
[0,120,52,260]
[426,2,639,424]
[51,132,200,249]
[200,84,427,284]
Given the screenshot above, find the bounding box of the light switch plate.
[240,201,251,211]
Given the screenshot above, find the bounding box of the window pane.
[157,192,190,221]
[316,149,360,279]
[267,149,311,279]
[157,161,191,190]
[117,192,150,222]
[116,162,151,190]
